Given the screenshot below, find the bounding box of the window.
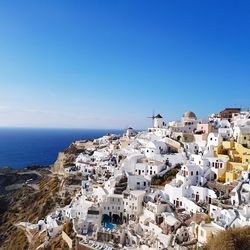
[137,182,140,185]
[191,171,193,176]
[200,230,204,237]
[196,171,198,175]
[144,181,146,186]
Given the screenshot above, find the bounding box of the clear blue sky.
[0,0,249,129]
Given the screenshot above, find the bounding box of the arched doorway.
[102,214,111,224]
[208,196,212,204]
[195,192,199,202]
[176,198,180,208]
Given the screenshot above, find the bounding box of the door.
[176,199,179,208]
[195,193,199,202]
[208,197,211,204]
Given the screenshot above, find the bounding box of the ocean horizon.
[0,127,124,168]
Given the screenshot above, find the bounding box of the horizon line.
[0,126,144,131]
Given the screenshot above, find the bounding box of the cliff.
[0,168,62,250]
[52,141,95,175]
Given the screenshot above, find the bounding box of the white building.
[140,201,168,222]
[189,221,224,245]
[207,132,223,150]
[234,122,250,148]
[134,162,166,177]
[164,179,217,213]
[231,182,250,206]
[176,163,215,186]
[218,119,233,140]
[127,174,150,191]
[123,190,146,221]
[144,140,168,158]
[102,194,124,223]
[162,213,181,232]
[125,127,137,138]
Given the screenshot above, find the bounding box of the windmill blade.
[152,108,155,118]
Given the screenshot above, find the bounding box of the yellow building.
[225,171,241,183]
[214,139,250,182]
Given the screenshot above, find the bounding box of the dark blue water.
[0,128,123,168]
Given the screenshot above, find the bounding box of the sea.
[0,128,123,168]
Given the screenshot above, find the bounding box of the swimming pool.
[103,222,115,230]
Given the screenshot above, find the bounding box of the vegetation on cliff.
[203,227,250,250]
[151,164,182,186]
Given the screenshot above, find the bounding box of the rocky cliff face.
[52,142,90,175]
[52,151,78,175]
[0,169,61,250]
[52,152,68,175]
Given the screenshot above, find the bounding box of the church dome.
[183,111,197,120]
